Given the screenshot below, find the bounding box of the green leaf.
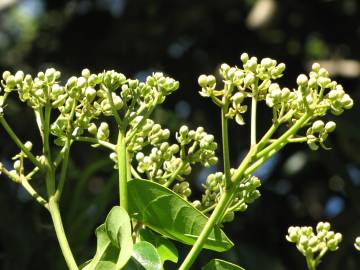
[81,224,118,270]
[105,206,134,269]
[202,259,245,270]
[123,241,162,270]
[82,207,134,270]
[139,228,178,265]
[128,179,233,252]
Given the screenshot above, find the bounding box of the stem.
[54,137,71,201]
[20,175,49,209]
[256,113,311,159]
[48,198,78,270]
[250,96,257,147]
[105,86,122,127]
[117,129,128,210]
[178,191,233,270]
[73,136,115,151]
[0,117,42,168]
[221,105,232,189]
[164,161,187,187]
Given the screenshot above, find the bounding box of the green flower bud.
[207,75,216,88]
[81,68,91,78]
[296,74,308,87]
[232,92,245,104]
[308,77,317,88]
[318,68,329,77]
[77,77,87,88]
[67,76,77,88]
[45,68,56,81]
[324,121,336,133]
[312,63,320,72]
[246,57,257,72]
[198,74,208,87]
[37,71,45,80]
[85,87,97,102]
[261,58,275,68]
[97,122,109,140]
[2,71,11,80]
[341,94,353,109]
[281,88,290,99]
[227,67,236,79]
[240,53,249,63]
[244,73,255,87]
[317,77,331,88]
[88,123,97,135]
[312,120,325,133]
[220,63,230,72]
[6,75,16,88]
[179,125,189,136]
[223,211,235,222]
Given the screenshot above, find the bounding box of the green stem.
[221,105,232,189]
[48,198,79,270]
[105,86,122,127]
[164,161,187,188]
[22,178,49,209]
[73,136,116,151]
[0,117,42,168]
[178,191,233,270]
[256,113,311,159]
[117,129,128,210]
[250,96,257,147]
[54,137,71,201]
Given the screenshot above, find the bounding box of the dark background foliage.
[0,0,360,269]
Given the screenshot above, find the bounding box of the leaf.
[123,241,162,270]
[128,179,233,252]
[202,259,246,270]
[105,206,134,269]
[139,228,178,264]
[82,206,133,270]
[81,224,118,270]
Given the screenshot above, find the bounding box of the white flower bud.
[240,53,249,63]
[207,75,216,87]
[317,77,331,88]
[87,123,97,135]
[14,71,24,84]
[77,77,87,88]
[261,58,275,68]
[244,73,255,86]
[312,120,325,133]
[197,74,208,87]
[324,121,336,133]
[220,63,230,72]
[312,63,320,72]
[24,141,33,151]
[296,74,308,87]
[232,92,244,104]
[179,125,189,136]
[14,160,21,172]
[81,68,91,78]
[2,71,11,80]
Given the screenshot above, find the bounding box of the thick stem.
[178,191,233,270]
[221,106,232,189]
[117,130,128,210]
[54,138,71,201]
[49,198,78,270]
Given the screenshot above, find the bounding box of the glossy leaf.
[139,228,178,264]
[82,207,134,270]
[128,179,233,252]
[105,206,134,269]
[81,224,118,270]
[123,241,162,270]
[202,259,245,270]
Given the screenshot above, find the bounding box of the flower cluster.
[194,170,261,222]
[127,125,218,199]
[198,53,286,125]
[286,222,342,267]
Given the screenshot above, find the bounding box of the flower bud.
[355,237,360,251]
[179,125,189,136]
[198,74,208,87]
[220,63,230,72]
[81,68,91,78]
[317,77,331,88]
[312,120,325,133]
[87,123,97,135]
[296,74,308,87]
[324,121,336,133]
[97,122,109,140]
[312,63,320,72]
[261,58,275,68]
[2,71,11,80]
[14,160,21,172]
[244,73,255,87]
[85,87,97,102]
[77,77,87,88]
[240,53,249,63]
[14,71,24,84]
[341,94,353,109]
[232,92,244,104]
[24,141,33,151]
[6,75,16,88]
[207,75,216,88]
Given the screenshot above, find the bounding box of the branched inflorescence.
[286,222,342,270]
